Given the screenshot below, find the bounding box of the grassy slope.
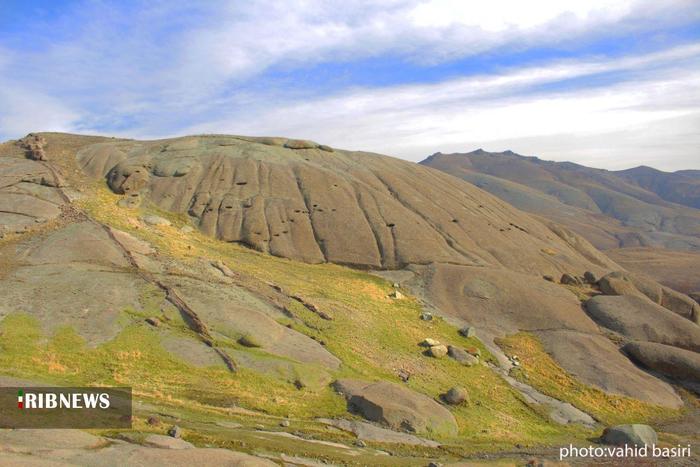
[0,179,683,461]
[496,333,678,426]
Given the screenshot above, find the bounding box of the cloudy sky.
[1,1,699,170]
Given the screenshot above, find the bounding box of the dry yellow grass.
[496,332,680,425]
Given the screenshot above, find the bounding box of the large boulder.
[598,271,699,324]
[447,345,478,366]
[332,379,458,437]
[417,263,601,339]
[584,295,700,352]
[601,424,658,447]
[443,387,468,405]
[536,330,682,408]
[624,341,700,382]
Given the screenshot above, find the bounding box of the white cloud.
[1,0,699,171]
[173,0,697,78]
[183,44,700,171]
[0,85,80,137]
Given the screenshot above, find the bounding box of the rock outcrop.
[584,295,700,351]
[601,424,658,447]
[624,341,700,382]
[77,135,617,274]
[333,379,458,437]
[597,271,699,324]
[19,134,48,161]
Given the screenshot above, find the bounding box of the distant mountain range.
[421,149,700,251]
[421,149,700,292]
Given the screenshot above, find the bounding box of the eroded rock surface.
[585,295,700,352]
[77,135,618,273]
[624,341,700,382]
[333,379,458,437]
[598,271,700,324]
[0,428,276,466]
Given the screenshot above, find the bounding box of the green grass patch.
[495,332,680,425]
[41,184,608,450]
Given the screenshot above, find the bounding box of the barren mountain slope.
[617,165,700,210]
[0,133,698,465]
[421,149,700,292]
[75,134,617,275]
[421,149,700,251]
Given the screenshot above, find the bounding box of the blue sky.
[1,1,699,170]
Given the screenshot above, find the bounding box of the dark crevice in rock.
[97,221,237,372]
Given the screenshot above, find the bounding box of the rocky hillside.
[616,165,700,210]
[421,149,700,293]
[0,133,698,465]
[421,149,700,251]
[75,135,615,274]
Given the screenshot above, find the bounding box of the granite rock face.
[77,135,617,274]
[333,379,458,437]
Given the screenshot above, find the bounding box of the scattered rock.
[420,338,441,347]
[459,326,476,338]
[280,419,290,427]
[332,379,458,436]
[428,462,442,467]
[428,344,448,358]
[447,345,478,366]
[147,416,160,426]
[543,275,555,282]
[465,346,481,357]
[390,290,404,299]
[443,387,468,405]
[145,317,161,327]
[560,273,583,286]
[598,275,639,296]
[143,434,193,450]
[397,369,411,382]
[420,312,433,321]
[167,425,182,439]
[601,424,657,447]
[233,333,260,348]
[142,215,171,226]
[355,439,367,447]
[583,271,598,284]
